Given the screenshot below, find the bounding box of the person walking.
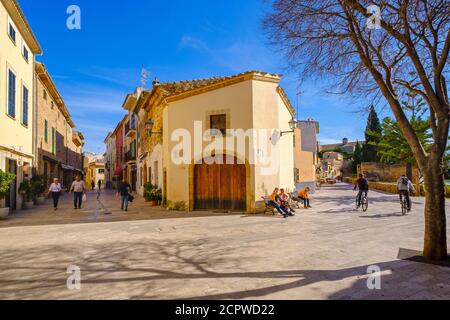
[70,176,86,210]
[117,179,131,211]
[98,180,102,191]
[91,180,95,191]
[48,178,62,211]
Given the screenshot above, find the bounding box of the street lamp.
[145,119,162,135]
[280,117,298,137]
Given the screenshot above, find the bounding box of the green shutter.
[44,120,48,143]
[52,127,55,154]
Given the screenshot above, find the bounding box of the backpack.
[363,180,369,190]
[401,177,409,186]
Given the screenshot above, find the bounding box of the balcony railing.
[125,120,137,138]
[125,150,136,163]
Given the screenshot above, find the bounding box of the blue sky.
[20,0,381,153]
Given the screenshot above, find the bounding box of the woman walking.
[48,178,62,211]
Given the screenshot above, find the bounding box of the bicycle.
[356,192,369,212]
[400,194,408,216]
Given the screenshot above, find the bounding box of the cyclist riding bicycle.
[354,174,369,208]
[397,175,416,212]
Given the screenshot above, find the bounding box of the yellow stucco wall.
[163,78,295,213]
[294,128,316,184]
[0,2,35,158]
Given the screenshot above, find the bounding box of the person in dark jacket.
[354,174,369,208]
[117,179,131,211]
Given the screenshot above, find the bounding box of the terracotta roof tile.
[158,70,281,96]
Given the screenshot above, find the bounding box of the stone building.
[35,62,84,189]
[321,151,344,179]
[83,152,105,189]
[104,132,116,189]
[320,138,363,154]
[113,71,297,213]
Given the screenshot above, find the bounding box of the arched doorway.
[194,155,247,211]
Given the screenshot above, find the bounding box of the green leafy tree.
[362,105,382,162]
[368,93,432,179]
[372,117,432,177]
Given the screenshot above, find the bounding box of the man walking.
[70,176,86,210]
[98,180,102,191]
[91,180,95,191]
[117,179,131,211]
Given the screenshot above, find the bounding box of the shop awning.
[61,164,75,171]
[43,155,59,164]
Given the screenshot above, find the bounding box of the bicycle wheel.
[401,199,407,215]
[362,197,368,212]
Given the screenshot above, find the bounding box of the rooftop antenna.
[141,65,149,87]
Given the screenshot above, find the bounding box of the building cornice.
[276,86,296,117]
[1,0,42,54]
[0,144,34,159]
[35,62,75,127]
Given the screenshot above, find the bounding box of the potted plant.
[31,175,47,205]
[144,183,162,206]
[19,179,34,210]
[0,170,15,219]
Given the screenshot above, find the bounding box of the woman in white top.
[48,178,62,210]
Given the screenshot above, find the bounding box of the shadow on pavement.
[0,239,448,300]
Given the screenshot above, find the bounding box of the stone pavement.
[0,184,448,300]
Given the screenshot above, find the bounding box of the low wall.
[344,177,450,198]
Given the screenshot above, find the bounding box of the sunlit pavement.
[0,184,448,300]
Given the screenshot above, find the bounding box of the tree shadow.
[0,238,448,300]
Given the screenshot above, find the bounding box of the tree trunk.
[406,162,413,181]
[422,159,448,261]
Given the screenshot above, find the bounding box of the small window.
[43,90,47,100]
[22,45,29,62]
[7,69,16,118]
[210,114,226,135]
[51,101,54,110]
[22,85,29,126]
[8,23,16,44]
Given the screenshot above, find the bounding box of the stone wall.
[359,162,420,184]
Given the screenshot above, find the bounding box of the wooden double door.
[194,155,246,211]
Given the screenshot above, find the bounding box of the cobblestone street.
[0,184,449,300]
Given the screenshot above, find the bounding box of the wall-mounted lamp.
[145,119,162,135]
[280,117,298,137]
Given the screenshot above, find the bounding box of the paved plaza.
[0,184,449,300]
